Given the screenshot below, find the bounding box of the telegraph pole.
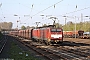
[17,17,20,30]
[35,22,40,27]
[80,13,83,30]
[75,16,76,38]
[75,5,77,38]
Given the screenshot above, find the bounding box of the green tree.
[21,25,26,30]
[62,21,90,32]
[0,22,13,29]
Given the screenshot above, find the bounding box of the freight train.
[63,30,86,38]
[9,25,63,45]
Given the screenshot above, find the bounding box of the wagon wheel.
[46,41,51,45]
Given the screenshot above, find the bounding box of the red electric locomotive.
[40,27,63,45]
[32,25,63,45]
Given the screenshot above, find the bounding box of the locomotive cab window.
[51,29,62,32]
[51,29,56,32]
[57,29,62,32]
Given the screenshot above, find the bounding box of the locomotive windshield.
[51,29,62,32]
[57,29,62,32]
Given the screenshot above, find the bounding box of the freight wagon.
[63,30,84,38]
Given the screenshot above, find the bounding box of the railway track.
[26,44,67,60]
[16,37,68,60]
[0,35,7,54]
[14,36,90,60]
[51,46,90,60]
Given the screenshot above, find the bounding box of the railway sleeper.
[63,48,89,58]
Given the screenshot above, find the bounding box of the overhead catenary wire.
[12,0,90,27]
[31,0,64,17]
[24,0,90,22]
[23,0,64,22]
[59,6,90,17]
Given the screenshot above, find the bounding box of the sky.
[0,0,90,29]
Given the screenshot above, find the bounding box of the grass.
[9,41,39,60]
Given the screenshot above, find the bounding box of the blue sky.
[0,0,90,29]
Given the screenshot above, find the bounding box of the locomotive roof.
[37,25,56,28]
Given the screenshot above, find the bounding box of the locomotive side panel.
[32,29,39,41]
[43,28,51,42]
[40,28,44,41]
